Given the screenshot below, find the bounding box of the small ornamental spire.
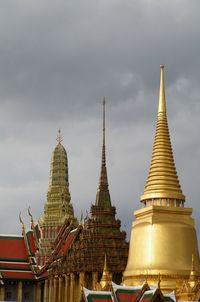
[100,254,112,290]
[189,254,198,285]
[140,65,185,205]
[56,129,63,144]
[95,99,111,207]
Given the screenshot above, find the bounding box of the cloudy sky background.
[0,0,200,242]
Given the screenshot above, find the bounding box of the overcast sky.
[0,0,200,243]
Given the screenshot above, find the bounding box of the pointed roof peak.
[103,254,108,271]
[56,128,63,145]
[158,64,166,114]
[95,99,111,207]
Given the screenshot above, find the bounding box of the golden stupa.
[123,65,200,291]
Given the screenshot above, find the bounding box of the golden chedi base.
[123,205,200,292]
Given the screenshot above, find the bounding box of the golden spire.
[100,254,112,290]
[140,65,185,205]
[95,98,111,207]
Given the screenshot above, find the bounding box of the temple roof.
[0,235,28,262]
[112,282,150,302]
[141,65,185,203]
[54,226,81,258]
[0,234,35,280]
[84,283,177,302]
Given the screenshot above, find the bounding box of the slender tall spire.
[158,64,166,113]
[140,65,185,205]
[95,99,111,207]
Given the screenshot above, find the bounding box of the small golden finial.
[103,254,107,270]
[158,273,161,288]
[56,129,63,144]
[189,254,198,286]
[158,64,166,113]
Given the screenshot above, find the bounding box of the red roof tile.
[26,231,37,255]
[0,262,31,270]
[1,271,35,280]
[58,228,79,256]
[0,236,28,261]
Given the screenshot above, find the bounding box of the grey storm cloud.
[0,0,200,243]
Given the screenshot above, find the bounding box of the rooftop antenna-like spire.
[95,98,111,207]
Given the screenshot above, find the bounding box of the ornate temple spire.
[40,130,77,226]
[49,130,69,189]
[140,65,185,205]
[95,99,111,207]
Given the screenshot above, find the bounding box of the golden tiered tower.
[123,65,200,291]
[37,130,77,266]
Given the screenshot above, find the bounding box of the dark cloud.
[0,0,200,244]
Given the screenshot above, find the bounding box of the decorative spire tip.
[158,64,166,113]
[56,128,63,144]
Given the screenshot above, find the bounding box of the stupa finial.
[56,128,63,144]
[158,65,166,113]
